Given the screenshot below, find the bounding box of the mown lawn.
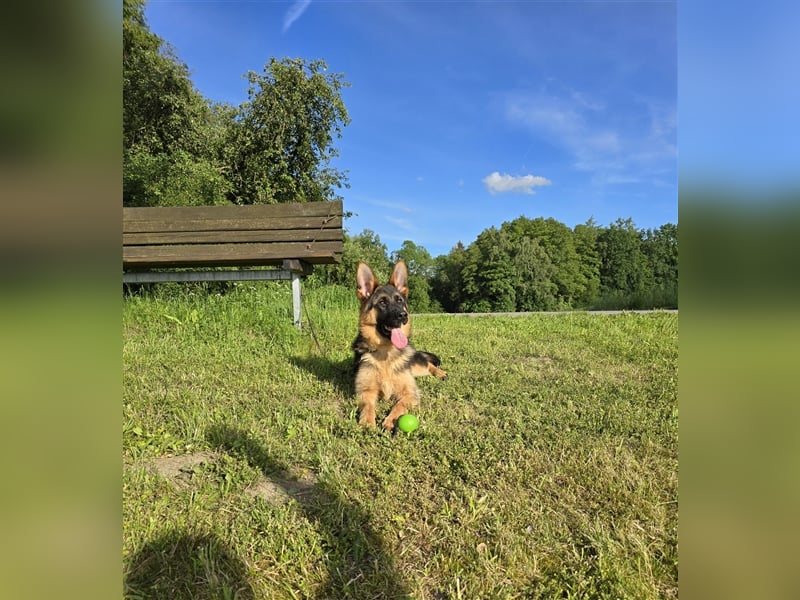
[123,283,677,599]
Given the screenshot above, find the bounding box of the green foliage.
[430,242,468,313]
[123,2,350,207]
[390,240,434,278]
[642,223,678,288]
[461,228,517,312]
[123,148,232,207]
[225,57,351,204]
[596,218,655,305]
[427,215,678,313]
[123,0,231,206]
[305,215,676,314]
[392,240,438,312]
[124,0,197,155]
[123,6,204,140]
[501,217,587,307]
[310,229,391,290]
[512,236,560,311]
[573,218,603,306]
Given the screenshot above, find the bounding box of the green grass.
[123,282,677,599]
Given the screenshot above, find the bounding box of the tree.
[512,236,559,311]
[501,217,586,307]
[391,240,434,279]
[391,241,436,312]
[573,218,602,307]
[461,228,516,312]
[123,0,229,206]
[642,223,678,287]
[641,223,678,307]
[596,218,654,306]
[225,58,350,204]
[124,3,351,207]
[313,230,390,288]
[430,242,468,313]
[123,147,232,207]
[124,0,203,155]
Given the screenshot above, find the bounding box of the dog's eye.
[395,295,404,304]
[377,298,387,306]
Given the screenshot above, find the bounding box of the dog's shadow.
[125,531,256,599]
[206,424,411,599]
[290,353,356,398]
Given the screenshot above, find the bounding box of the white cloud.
[482,172,552,195]
[385,216,415,231]
[282,0,312,33]
[503,90,676,185]
[367,198,414,213]
[603,175,642,185]
[506,95,619,167]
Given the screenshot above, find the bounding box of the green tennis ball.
[397,414,419,433]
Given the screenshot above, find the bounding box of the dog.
[352,260,447,430]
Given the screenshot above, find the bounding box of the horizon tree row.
[313,216,677,312]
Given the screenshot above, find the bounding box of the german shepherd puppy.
[353,260,447,430]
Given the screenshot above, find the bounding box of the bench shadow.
[124,531,256,600]
[206,424,411,600]
[289,353,356,398]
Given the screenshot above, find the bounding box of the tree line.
[311,217,677,312]
[124,0,677,311]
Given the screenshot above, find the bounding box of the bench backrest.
[123,200,343,269]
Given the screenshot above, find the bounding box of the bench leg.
[291,272,302,329]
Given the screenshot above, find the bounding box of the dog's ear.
[388,260,409,298]
[356,262,379,303]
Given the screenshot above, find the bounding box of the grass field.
[123,282,677,599]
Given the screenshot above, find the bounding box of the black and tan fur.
[353,260,447,430]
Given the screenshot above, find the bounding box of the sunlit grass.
[123,282,677,599]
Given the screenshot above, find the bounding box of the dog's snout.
[385,305,408,329]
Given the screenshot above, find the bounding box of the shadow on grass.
[289,353,356,398]
[124,532,255,600]
[206,424,411,600]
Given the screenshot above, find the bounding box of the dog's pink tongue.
[391,328,408,349]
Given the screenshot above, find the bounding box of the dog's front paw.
[430,365,448,380]
[381,416,396,431]
[358,407,376,427]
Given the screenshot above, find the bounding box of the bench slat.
[123,227,342,246]
[123,241,343,268]
[122,200,342,222]
[124,215,343,234]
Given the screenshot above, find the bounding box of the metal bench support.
[123,260,313,329]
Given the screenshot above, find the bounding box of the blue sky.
[145,0,677,257]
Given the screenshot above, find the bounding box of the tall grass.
[589,284,678,311]
[123,282,677,599]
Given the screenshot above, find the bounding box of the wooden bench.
[123,200,343,328]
